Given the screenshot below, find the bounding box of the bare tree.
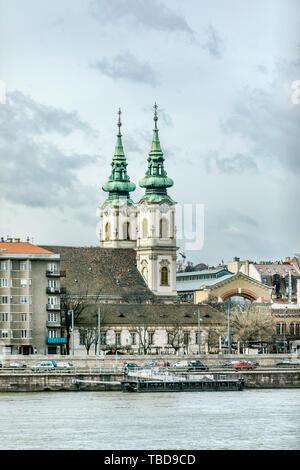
[166,324,185,353]
[60,289,102,355]
[230,304,275,352]
[120,287,159,304]
[134,325,153,354]
[78,327,97,355]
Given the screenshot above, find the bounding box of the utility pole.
[194,309,201,355]
[68,310,74,355]
[97,307,101,355]
[227,301,231,355]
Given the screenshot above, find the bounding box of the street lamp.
[194,309,202,355]
[68,309,74,356]
[97,307,101,356]
[226,300,232,355]
[283,306,288,354]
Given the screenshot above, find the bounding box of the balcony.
[46,270,66,277]
[47,337,67,344]
[46,287,61,294]
[46,304,61,311]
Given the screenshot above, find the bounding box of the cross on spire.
[117,108,122,135]
[153,102,158,129]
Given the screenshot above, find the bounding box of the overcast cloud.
[0,0,299,265]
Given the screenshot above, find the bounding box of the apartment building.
[0,237,65,355]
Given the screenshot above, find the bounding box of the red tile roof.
[0,243,54,254]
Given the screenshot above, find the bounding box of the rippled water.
[0,389,299,450]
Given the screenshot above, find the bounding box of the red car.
[154,361,170,367]
[233,361,257,371]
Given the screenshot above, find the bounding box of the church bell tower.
[100,110,137,248]
[136,104,178,300]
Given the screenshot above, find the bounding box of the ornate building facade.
[99,105,178,301]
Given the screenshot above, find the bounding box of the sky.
[0,0,299,266]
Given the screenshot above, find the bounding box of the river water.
[0,389,299,450]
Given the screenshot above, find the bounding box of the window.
[1,331,8,338]
[48,280,57,289]
[21,314,28,322]
[20,279,27,287]
[48,297,57,305]
[159,218,168,238]
[160,267,169,286]
[48,313,57,322]
[21,330,27,338]
[105,223,111,241]
[47,263,57,273]
[184,333,189,345]
[1,296,8,304]
[10,331,13,339]
[123,222,130,240]
[20,262,27,270]
[276,323,286,335]
[79,332,86,345]
[115,333,121,345]
[130,333,136,345]
[142,219,148,238]
[20,296,27,304]
[48,330,57,338]
[290,323,300,335]
[0,262,8,270]
[1,313,8,322]
[1,279,8,287]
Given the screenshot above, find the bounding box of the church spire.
[102,109,136,206]
[139,103,174,203]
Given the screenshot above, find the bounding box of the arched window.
[161,267,169,286]
[105,222,111,241]
[159,218,168,238]
[123,222,130,240]
[142,219,148,238]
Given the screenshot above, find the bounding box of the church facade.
[99,106,178,302]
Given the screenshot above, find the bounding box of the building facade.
[0,238,65,355]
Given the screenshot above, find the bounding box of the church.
[99,104,178,302]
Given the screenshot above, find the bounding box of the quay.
[0,369,299,392]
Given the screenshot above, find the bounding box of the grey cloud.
[0,91,97,140]
[204,150,258,174]
[201,25,224,59]
[90,0,194,36]
[222,79,300,173]
[91,52,160,86]
[0,90,101,211]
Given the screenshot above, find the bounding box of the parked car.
[5,362,27,369]
[173,361,191,368]
[233,361,257,371]
[246,361,259,366]
[154,361,170,368]
[56,362,74,370]
[187,360,209,371]
[221,361,240,368]
[276,360,300,367]
[143,361,156,368]
[31,361,57,371]
[0,361,2,369]
[123,362,139,373]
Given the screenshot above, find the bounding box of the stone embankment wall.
[0,371,299,392]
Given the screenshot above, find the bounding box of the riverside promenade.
[0,354,299,392]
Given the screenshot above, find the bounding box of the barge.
[121,370,244,393]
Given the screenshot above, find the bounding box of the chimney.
[245,260,249,276]
[297,279,300,305]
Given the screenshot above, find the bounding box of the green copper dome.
[139,103,175,204]
[102,109,136,206]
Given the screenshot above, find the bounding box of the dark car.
[123,363,139,373]
[187,360,209,371]
[276,360,300,367]
[5,362,27,369]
